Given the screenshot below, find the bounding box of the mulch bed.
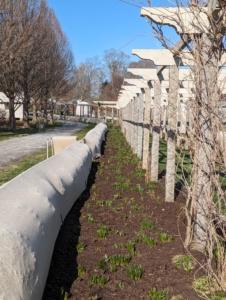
[42,128,206,300]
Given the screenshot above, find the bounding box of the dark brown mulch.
[42,129,205,300]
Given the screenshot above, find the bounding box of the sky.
[47,0,178,66]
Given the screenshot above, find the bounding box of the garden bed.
[43,128,207,300]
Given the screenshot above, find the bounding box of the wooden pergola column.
[165,64,179,202]
[142,85,152,170]
[150,80,161,181]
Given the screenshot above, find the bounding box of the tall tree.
[74,57,104,101]
[103,48,131,80]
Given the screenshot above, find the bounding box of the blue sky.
[47,0,178,65]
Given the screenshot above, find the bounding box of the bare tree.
[101,74,124,101]
[0,0,30,130]
[36,5,75,124]
[103,48,131,81]
[74,57,104,101]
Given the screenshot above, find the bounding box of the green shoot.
[76,242,86,253]
[126,264,144,280]
[125,241,136,256]
[148,287,169,299]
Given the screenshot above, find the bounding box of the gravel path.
[0,121,87,168]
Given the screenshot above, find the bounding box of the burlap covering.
[52,136,78,155]
[0,141,92,300]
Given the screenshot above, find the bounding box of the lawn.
[150,136,193,185]
[74,122,95,140]
[0,123,95,186]
[0,121,63,142]
[155,136,226,191]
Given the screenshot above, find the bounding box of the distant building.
[0,92,23,120]
[73,99,93,117]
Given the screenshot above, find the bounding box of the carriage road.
[0,121,87,168]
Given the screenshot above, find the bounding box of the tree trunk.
[49,101,54,124]
[150,80,161,181]
[22,99,30,128]
[8,95,16,131]
[32,101,37,123]
[43,97,48,125]
[165,65,179,202]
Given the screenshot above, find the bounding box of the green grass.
[150,136,192,185]
[150,134,226,191]
[0,123,95,186]
[75,123,96,140]
[0,148,48,186]
[0,121,63,142]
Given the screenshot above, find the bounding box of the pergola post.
[111,107,114,123]
[104,106,106,123]
[160,106,164,139]
[98,106,100,123]
[122,107,126,136]
[165,64,179,202]
[134,96,139,156]
[142,86,152,170]
[162,105,167,140]
[128,101,132,147]
[177,99,182,147]
[150,80,161,181]
[137,92,144,160]
[131,98,135,153]
[126,104,129,142]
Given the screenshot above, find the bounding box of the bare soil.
[42,128,205,300]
